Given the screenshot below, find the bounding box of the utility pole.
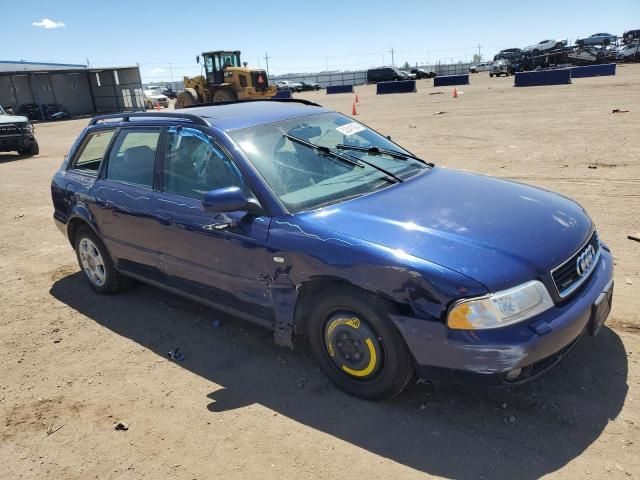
[264,53,270,77]
[325,56,328,71]
[390,48,395,67]
[168,63,174,84]
[478,44,482,60]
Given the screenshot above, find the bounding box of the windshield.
[229,112,429,213]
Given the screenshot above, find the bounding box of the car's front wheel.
[74,227,126,294]
[307,286,414,400]
[18,141,39,156]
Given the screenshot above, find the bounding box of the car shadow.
[0,153,32,164]
[50,272,629,480]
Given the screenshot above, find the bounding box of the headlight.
[22,123,34,133]
[448,280,553,330]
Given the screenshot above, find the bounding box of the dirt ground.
[1,66,639,480]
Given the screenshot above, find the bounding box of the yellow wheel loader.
[175,50,276,108]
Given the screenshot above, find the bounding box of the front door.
[154,126,273,323]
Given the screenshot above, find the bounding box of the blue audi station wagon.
[51,100,613,399]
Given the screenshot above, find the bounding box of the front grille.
[251,71,269,92]
[551,230,600,298]
[0,124,20,135]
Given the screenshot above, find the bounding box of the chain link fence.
[269,62,474,87]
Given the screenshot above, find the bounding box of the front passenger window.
[162,127,247,200]
[106,128,160,188]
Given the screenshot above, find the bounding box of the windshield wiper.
[283,133,364,169]
[284,133,403,183]
[335,144,433,166]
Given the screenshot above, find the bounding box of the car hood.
[299,167,592,291]
[0,115,28,124]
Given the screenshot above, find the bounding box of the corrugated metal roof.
[0,60,88,72]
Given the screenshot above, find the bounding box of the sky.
[2,0,639,82]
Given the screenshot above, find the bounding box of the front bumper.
[0,134,35,152]
[391,247,614,386]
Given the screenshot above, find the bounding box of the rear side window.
[106,128,161,188]
[71,130,115,172]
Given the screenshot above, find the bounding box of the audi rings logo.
[576,244,596,277]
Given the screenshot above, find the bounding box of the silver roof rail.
[88,112,210,127]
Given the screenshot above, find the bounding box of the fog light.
[505,368,523,381]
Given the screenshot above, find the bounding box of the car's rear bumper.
[391,248,614,386]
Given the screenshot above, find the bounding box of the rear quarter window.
[71,130,116,173]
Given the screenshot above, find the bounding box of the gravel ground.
[0,65,638,479]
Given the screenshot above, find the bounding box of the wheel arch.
[291,276,413,341]
[66,214,99,246]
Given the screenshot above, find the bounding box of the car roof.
[182,101,332,132]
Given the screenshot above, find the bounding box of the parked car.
[410,68,436,79]
[400,70,416,79]
[143,90,169,109]
[523,39,567,55]
[162,88,177,99]
[494,48,525,62]
[275,80,302,92]
[489,59,511,77]
[0,105,39,156]
[618,43,640,61]
[622,29,640,44]
[469,62,493,73]
[366,67,407,83]
[51,101,613,399]
[576,33,617,47]
[299,81,321,91]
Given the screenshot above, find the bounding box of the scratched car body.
[51,100,614,399]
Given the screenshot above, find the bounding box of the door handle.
[202,222,232,231]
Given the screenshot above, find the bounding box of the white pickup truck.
[0,106,39,156]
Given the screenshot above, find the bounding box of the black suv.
[0,105,39,156]
[366,67,407,83]
[410,68,436,79]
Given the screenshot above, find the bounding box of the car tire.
[18,141,39,156]
[74,226,127,294]
[213,89,237,103]
[489,73,494,77]
[306,286,414,400]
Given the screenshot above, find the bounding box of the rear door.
[154,126,273,323]
[90,126,164,279]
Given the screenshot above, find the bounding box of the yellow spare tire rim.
[324,312,383,380]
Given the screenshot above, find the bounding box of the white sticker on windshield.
[336,122,366,136]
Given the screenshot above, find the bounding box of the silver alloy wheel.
[78,238,106,287]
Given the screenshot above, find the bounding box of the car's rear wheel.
[74,227,126,294]
[307,286,414,400]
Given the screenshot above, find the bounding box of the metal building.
[0,61,145,119]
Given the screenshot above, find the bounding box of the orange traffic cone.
[452,88,458,99]
[352,102,358,115]
[355,93,359,103]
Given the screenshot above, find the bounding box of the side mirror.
[202,187,263,216]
